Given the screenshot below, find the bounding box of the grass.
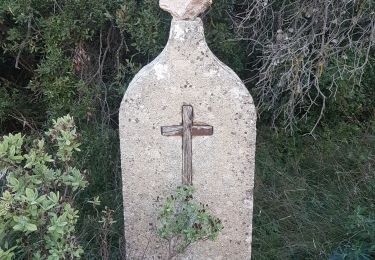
[252,122,375,259]
[74,124,125,259]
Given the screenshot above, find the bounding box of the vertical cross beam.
[161,105,213,185]
[182,105,193,185]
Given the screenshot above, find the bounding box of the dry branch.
[234,0,375,132]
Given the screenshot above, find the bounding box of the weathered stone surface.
[120,18,256,259]
[159,0,212,20]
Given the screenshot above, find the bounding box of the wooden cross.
[161,105,213,185]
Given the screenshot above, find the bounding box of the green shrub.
[0,115,87,259]
[158,185,223,259]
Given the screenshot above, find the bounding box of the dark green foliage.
[0,0,246,125]
[204,0,248,76]
[125,0,170,58]
[0,84,13,125]
[0,57,46,134]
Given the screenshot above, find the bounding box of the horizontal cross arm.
[191,125,213,136]
[161,125,183,136]
[161,125,213,136]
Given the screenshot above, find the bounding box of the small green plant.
[157,185,223,259]
[0,115,87,259]
[87,197,118,260]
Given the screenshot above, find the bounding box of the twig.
[15,14,33,69]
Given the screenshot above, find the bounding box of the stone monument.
[119,0,256,259]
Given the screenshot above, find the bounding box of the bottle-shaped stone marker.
[119,0,256,259]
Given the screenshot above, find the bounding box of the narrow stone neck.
[165,18,207,54]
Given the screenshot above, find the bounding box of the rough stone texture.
[159,0,212,20]
[120,18,256,259]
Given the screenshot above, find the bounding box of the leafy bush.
[158,186,223,259]
[0,115,87,259]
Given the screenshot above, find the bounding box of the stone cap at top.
[160,0,212,20]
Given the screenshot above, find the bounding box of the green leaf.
[12,223,23,231]
[48,192,59,204]
[26,223,37,232]
[12,155,24,162]
[25,188,35,199]
[7,176,18,186]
